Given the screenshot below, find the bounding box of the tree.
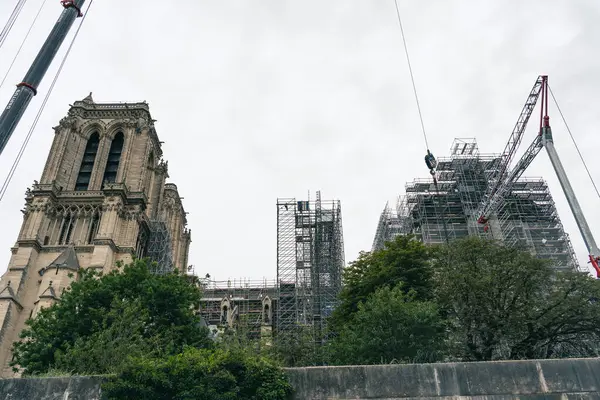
[433,236,600,361]
[328,285,444,365]
[330,235,433,330]
[12,259,212,375]
[102,347,293,400]
[268,324,321,367]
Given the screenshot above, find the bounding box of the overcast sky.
[0,0,598,282]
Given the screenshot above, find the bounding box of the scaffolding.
[372,202,406,251]
[276,191,345,345]
[145,219,174,274]
[372,138,578,271]
[198,278,277,340]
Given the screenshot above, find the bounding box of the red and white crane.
[476,75,600,277]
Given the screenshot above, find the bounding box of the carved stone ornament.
[53,115,83,133]
[135,116,149,134]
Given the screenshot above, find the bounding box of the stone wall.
[1,358,600,399]
[286,358,600,399]
[0,376,104,400]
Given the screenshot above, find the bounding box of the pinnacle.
[82,92,94,104]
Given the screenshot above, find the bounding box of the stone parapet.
[2,358,600,399]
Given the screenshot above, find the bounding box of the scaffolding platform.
[276,191,345,345]
[372,138,578,272]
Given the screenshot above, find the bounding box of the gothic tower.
[0,94,191,375]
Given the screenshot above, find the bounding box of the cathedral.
[0,94,191,375]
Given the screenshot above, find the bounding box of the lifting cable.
[393,0,430,151]
[548,85,600,201]
[0,0,94,203]
[393,0,449,243]
[0,0,28,52]
[0,0,48,92]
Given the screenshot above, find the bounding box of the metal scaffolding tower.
[372,138,578,272]
[145,219,174,274]
[276,191,345,344]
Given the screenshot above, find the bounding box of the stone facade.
[0,94,191,376]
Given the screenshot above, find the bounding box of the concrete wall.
[286,358,600,399]
[1,358,600,399]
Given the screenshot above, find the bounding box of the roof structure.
[39,246,80,276]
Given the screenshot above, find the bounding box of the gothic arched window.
[102,132,124,185]
[75,133,100,191]
[144,152,154,193]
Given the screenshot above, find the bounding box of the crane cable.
[0,0,94,203]
[0,0,48,92]
[0,0,28,51]
[393,1,449,243]
[548,85,600,201]
[393,0,430,151]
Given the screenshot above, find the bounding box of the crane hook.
[424,149,437,174]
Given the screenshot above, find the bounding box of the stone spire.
[82,92,94,104]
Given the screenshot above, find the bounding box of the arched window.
[75,133,100,191]
[144,152,154,192]
[263,303,270,323]
[87,212,100,244]
[58,215,74,245]
[102,132,124,185]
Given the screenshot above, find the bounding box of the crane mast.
[538,79,600,276]
[0,0,85,157]
[477,75,600,277]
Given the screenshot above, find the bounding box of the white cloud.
[0,0,598,279]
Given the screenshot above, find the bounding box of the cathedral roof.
[38,284,58,300]
[39,246,80,276]
[0,282,22,309]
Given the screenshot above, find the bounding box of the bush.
[102,347,293,400]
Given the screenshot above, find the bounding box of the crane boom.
[477,76,544,224]
[481,135,544,221]
[476,75,600,276]
[0,0,85,157]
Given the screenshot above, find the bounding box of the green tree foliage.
[329,235,600,366]
[433,236,600,361]
[328,285,444,365]
[330,235,433,329]
[12,259,212,375]
[102,347,293,400]
[268,324,322,367]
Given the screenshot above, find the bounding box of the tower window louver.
[102,132,124,185]
[75,133,100,191]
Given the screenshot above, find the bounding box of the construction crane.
[476,75,600,277]
[476,76,544,225]
[0,0,85,157]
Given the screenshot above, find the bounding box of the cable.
[393,1,449,243]
[0,0,94,203]
[548,84,600,201]
[0,0,28,51]
[393,0,429,150]
[0,0,48,92]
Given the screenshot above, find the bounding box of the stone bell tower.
[0,94,192,376]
